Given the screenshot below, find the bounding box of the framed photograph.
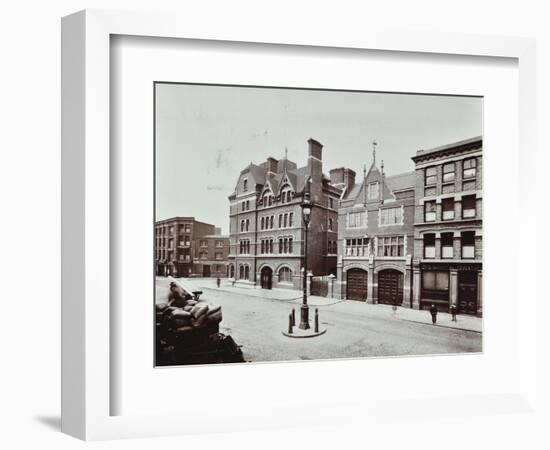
[62,9,537,441]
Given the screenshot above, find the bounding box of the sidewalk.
[193,278,345,306]
[370,303,483,333]
[171,277,482,333]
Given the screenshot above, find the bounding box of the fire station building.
[334,143,416,306]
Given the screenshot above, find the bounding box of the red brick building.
[334,143,416,305]
[155,217,229,278]
[228,139,343,289]
[411,137,483,316]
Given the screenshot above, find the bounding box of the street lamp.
[299,189,312,330]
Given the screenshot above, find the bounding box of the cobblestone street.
[157,277,482,363]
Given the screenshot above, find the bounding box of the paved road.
[156,278,482,363]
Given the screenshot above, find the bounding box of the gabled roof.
[343,161,413,205]
[246,163,267,186]
[289,166,311,192]
[385,171,415,191]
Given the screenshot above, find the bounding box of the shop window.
[422,271,449,291]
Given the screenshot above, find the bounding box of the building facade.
[227,139,343,289]
[334,144,416,306]
[193,234,230,278]
[411,137,483,316]
[155,217,229,278]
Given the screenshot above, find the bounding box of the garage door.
[377,269,404,305]
[346,269,368,301]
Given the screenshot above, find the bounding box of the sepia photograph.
[154,83,483,366]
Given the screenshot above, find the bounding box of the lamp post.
[300,190,312,330]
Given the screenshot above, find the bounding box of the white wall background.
[0,1,547,449]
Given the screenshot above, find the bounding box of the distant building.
[227,139,344,289]
[155,217,229,278]
[194,234,230,278]
[411,137,483,316]
[335,142,416,306]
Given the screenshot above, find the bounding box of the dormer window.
[280,184,293,204]
[367,182,379,200]
[243,178,248,192]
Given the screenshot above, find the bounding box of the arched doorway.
[260,266,273,289]
[378,269,404,305]
[229,264,235,279]
[346,268,368,301]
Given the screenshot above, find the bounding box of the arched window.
[289,213,293,227]
[270,216,274,229]
[239,265,244,279]
[246,219,250,231]
[287,191,292,203]
[244,266,250,280]
[289,237,293,253]
[279,267,292,282]
[243,179,248,192]
[278,214,282,228]
[261,217,265,230]
[279,238,283,253]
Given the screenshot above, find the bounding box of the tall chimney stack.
[307,138,323,202]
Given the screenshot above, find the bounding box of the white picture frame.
[61,9,538,441]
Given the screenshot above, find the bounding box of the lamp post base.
[298,304,310,330]
[282,328,327,338]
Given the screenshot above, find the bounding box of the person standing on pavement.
[216,277,221,288]
[450,303,458,322]
[430,304,438,324]
[392,297,398,316]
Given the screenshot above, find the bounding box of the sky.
[155,83,482,234]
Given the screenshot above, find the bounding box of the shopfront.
[419,263,481,315]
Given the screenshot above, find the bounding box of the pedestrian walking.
[216,277,221,288]
[450,303,457,322]
[392,298,398,316]
[430,304,438,325]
